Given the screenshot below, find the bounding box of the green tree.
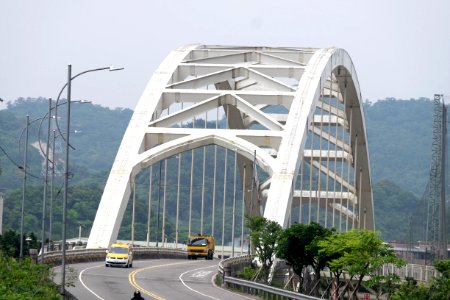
[277,222,333,294]
[0,230,39,258]
[429,259,450,300]
[318,229,405,299]
[246,215,282,284]
[391,277,429,300]
[392,259,450,299]
[0,253,60,299]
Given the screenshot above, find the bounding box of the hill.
[0,97,437,242]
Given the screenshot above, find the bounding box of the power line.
[0,144,40,179]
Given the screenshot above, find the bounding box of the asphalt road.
[54,258,257,300]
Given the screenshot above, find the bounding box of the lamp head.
[109,66,124,71]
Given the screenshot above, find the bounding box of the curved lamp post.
[18,115,47,259]
[60,65,123,297]
[37,98,91,262]
[19,115,29,259]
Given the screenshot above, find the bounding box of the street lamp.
[60,64,123,297]
[40,98,52,263]
[18,113,54,259]
[19,115,29,259]
[37,99,91,258]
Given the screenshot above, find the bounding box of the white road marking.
[179,265,221,300]
[191,271,213,278]
[79,265,105,300]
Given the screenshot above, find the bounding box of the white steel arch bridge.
[87,44,374,249]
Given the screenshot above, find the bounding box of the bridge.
[87,44,374,249]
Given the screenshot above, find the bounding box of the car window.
[190,238,208,246]
[109,247,129,254]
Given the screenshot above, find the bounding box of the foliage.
[246,215,282,284]
[391,259,450,299]
[318,229,405,298]
[277,222,333,294]
[428,259,450,300]
[237,265,257,281]
[0,230,39,258]
[215,274,223,286]
[0,253,60,299]
[391,277,429,300]
[373,180,421,241]
[364,98,433,196]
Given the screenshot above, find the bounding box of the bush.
[215,274,223,286]
[0,253,60,299]
[237,266,257,280]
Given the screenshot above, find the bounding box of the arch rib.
[87,45,374,249]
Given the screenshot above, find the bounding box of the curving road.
[54,258,256,300]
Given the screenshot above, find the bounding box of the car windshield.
[189,238,207,246]
[109,247,128,254]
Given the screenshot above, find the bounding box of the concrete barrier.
[42,247,187,265]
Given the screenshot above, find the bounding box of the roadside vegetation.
[0,230,61,299]
[241,215,450,299]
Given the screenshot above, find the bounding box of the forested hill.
[364,98,433,196]
[364,98,434,241]
[0,97,436,241]
[0,97,133,189]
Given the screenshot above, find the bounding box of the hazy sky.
[1,0,449,110]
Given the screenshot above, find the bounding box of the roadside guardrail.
[218,255,321,300]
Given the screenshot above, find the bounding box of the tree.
[277,222,333,294]
[0,253,60,299]
[391,259,450,299]
[428,259,450,300]
[390,277,429,300]
[246,215,282,284]
[318,229,405,299]
[0,230,39,258]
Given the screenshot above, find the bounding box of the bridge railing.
[41,247,187,264]
[224,277,321,300]
[378,263,438,282]
[218,255,321,300]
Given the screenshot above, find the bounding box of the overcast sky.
[1,0,449,110]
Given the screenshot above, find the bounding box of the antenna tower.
[427,94,447,260]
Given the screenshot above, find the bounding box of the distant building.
[388,240,449,265]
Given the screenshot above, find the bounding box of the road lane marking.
[191,270,213,278]
[179,265,221,300]
[129,261,196,300]
[79,264,105,300]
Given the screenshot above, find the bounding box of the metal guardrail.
[225,277,321,300]
[218,255,321,300]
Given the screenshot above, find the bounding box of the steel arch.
[87,45,374,249]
